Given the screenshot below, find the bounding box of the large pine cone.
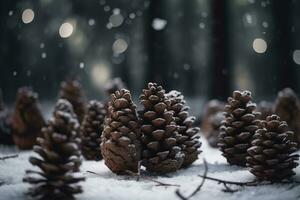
[101,89,141,174]
[58,78,87,123]
[11,87,45,149]
[81,100,106,161]
[23,106,84,199]
[166,90,202,167]
[140,83,184,173]
[218,90,260,166]
[274,88,300,146]
[247,115,299,181]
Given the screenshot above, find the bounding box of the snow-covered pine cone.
[140,83,184,173]
[101,89,141,174]
[218,90,260,166]
[81,100,106,161]
[247,115,299,181]
[166,90,202,167]
[274,88,300,146]
[58,78,87,123]
[23,105,85,199]
[11,87,45,149]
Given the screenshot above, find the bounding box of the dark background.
[1,0,300,106]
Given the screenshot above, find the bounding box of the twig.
[198,175,258,186]
[175,159,208,200]
[222,183,238,193]
[0,154,18,160]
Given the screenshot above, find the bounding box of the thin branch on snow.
[198,175,258,186]
[175,159,208,200]
[0,154,18,160]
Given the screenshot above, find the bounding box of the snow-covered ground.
[1,137,300,200]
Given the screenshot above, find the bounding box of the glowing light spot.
[199,22,205,29]
[91,64,110,87]
[22,9,34,24]
[129,13,136,19]
[40,43,45,48]
[8,10,13,16]
[293,50,300,65]
[252,38,267,54]
[104,5,110,12]
[88,19,95,26]
[262,21,268,28]
[183,64,191,71]
[109,13,124,27]
[13,71,17,76]
[152,18,167,31]
[41,52,47,59]
[112,39,128,54]
[59,22,74,38]
[79,62,85,69]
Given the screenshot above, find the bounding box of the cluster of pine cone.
[101,83,202,174]
[2,76,300,199]
[217,90,299,181]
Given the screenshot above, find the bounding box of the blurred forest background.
[1,0,300,107]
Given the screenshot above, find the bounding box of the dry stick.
[0,154,18,160]
[175,159,208,200]
[198,175,258,186]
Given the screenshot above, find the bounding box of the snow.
[152,18,167,31]
[1,137,300,200]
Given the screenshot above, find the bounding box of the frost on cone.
[274,88,300,146]
[166,90,202,167]
[140,83,184,173]
[246,115,299,181]
[58,78,87,123]
[218,90,260,166]
[11,87,45,149]
[81,100,106,161]
[101,89,141,174]
[23,101,85,200]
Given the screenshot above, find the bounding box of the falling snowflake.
[152,18,167,31]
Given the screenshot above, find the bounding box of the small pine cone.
[274,88,300,146]
[206,112,225,148]
[11,87,45,149]
[201,100,225,135]
[0,89,13,145]
[246,115,299,181]
[166,90,202,167]
[104,77,126,96]
[81,100,106,161]
[101,89,141,174]
[257,101,273,120]
[218,90,260,166]
[58,78,87,123]
[23,107,85,199]
[140,83,184,173]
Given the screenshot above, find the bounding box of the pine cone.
[166,90,202,167]
[140,83,184,173]
[104,77,126,96]
[0,89,13,145]
[274,88,300,146]
[11,87,45,149]
[101,89,141,174]
[206,112,225,148]
[201,100,225,135]
[247,115,299,181]
[257,101,273,120]
[58,78,87,123]
[54,99,82,171]
[218,90,260,166]
[81,100,106,161]
[23,106,85,199]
